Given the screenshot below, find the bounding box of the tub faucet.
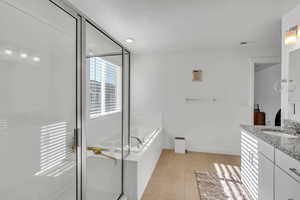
[131,136,143,148]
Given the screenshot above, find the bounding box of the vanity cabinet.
[241,131,274,200]
[258,154,274,200]
[274,148,300,200]
[275,149,300,183]
[275,166,300,200]
[241,129,300,200]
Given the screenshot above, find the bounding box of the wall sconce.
[297,25,300,38]
[285,26,297,45]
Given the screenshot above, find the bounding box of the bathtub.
[124,128,163,200]
[86,128,163,200]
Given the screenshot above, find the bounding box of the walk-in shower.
[0,0,78,199]
[0,0,131,200]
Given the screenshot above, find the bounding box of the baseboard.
[162,147,240,156]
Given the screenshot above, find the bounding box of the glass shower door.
[0,0,78,199]
[84,20,123,200]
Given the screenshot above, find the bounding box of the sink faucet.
[284,120,300,134]
[131,136,143,148]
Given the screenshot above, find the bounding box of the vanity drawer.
[257,137,274,162]
[275,149,300,183]
[275,166,300,200]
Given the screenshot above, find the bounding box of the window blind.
[89,57,122,118]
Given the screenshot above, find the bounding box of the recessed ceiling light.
[20,53,28,58]
[4,49,13,55]
[33,57,40,62]
[126,38,134,43]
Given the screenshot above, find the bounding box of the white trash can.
[174,137,186,154]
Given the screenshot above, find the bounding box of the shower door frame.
[45,1,83,200]
[49,1,131,200]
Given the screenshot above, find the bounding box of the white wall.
[282,3,300,122]
[132,47,280,155]
[254,64,281,126]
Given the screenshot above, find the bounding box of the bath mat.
[194,171,251,200]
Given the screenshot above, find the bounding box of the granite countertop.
[241,125,300,162]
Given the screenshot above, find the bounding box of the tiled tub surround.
[240,123,300,162]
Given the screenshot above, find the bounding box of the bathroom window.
[89,57,122,118]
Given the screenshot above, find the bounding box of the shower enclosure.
[0,0,131,199]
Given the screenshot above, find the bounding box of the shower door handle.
[72,128,79,152]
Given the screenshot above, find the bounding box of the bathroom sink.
[262,130,298,139]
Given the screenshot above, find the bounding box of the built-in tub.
[124,128,163,200]
[87,128,163,200]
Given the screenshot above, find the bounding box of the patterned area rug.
[195,171,251,200]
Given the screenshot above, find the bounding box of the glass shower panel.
[85,21,123,200]
[0,1,77,200]
[123,50,130,156]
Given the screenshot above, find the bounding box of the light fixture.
[33,57,40,62]
[297,25,300,38]
[126,38,134,43]
[20,53,28,58]
[285,26,297,45]
[4,49,13,55]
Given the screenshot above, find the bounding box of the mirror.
[288,48,300,120]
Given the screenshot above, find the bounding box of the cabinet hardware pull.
[289,168,300,177]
